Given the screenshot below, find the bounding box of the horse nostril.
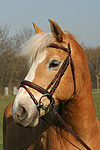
[22,107,26,114]
[17,106,28,121]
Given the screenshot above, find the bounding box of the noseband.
[20,43,91,150]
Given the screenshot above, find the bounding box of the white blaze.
[12,50,47,127]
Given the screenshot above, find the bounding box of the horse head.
[12,20,86,128]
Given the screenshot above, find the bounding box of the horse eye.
[49,59,61,70]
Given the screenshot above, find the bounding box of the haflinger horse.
[3,20,100,150]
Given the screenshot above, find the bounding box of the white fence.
[3,87,100,96]
[4,86,18,96]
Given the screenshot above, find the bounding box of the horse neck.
[62,61,97,140]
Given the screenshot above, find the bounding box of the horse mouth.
[12,103,39,127]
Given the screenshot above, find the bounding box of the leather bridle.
[20,43,91,150]
[20,43,75,110]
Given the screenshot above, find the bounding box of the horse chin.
[13,110,40,128]
[18,116,39,128]
[28,115,39,127]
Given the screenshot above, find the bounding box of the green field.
[0,93,100,150]
[0,96,14,150]
[93,93,100,120]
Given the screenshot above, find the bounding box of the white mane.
[20,32,55,66]
[20,31,71,66]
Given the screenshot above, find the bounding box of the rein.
[20,43,91,150]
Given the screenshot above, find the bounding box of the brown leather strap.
[21,80,49,95]
[42,117,82,150]
[47,43,76,95]
[48,106,91,150]
[20,80,55,109]
[48,43,71,54]
[46,56,70,95]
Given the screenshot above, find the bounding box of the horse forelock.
[20,33,55,66]
[20,31,71,66]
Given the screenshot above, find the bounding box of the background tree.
[0,26,33,95]
[0,24,100,95]
[85,47,100,89]
[0,25,11,95]
[94,47,100,91]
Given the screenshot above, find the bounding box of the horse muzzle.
[12,91,39,127]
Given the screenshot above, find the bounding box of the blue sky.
[0,0,100,47]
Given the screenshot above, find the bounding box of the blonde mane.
[20,31,70,66]
[20,33,55,66]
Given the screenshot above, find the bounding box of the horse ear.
[48,19,64,42]
[32,22,44,33]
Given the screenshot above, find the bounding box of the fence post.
[4,87,9,96]
[13,87,18,95]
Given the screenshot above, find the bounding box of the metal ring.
[39,93,55,110]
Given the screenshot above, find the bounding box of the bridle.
[20,43,75,110]
[20,43,91,150]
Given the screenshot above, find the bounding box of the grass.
[0,93,100,149]
[0,96,14,150]
[93,93,100,120]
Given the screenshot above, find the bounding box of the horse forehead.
[25,50,47,82]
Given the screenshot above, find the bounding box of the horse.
[3,19,100,150]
